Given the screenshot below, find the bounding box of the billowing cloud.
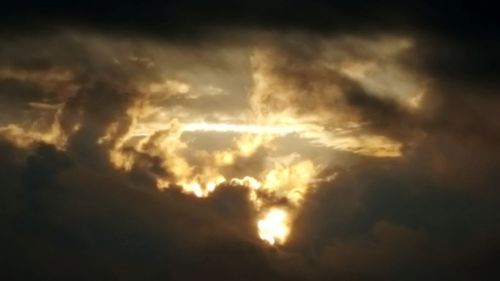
[2,2,500,281]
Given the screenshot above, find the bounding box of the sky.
[1,1,500,280]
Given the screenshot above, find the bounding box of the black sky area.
[1,1,500,281]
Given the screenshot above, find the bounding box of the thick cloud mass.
[1,2,500,281]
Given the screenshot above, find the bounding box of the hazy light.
[182,122,300,135]
[257,208,290,245]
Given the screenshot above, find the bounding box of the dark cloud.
[1,140,286,281]
[1,1,497,38]
[288,152,500,280]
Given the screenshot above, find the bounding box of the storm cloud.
[1,1,500,281]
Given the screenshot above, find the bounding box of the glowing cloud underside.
[0,34,420,245]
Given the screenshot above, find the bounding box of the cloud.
[1,3,500,280]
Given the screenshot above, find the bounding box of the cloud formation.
[2,2,500,281]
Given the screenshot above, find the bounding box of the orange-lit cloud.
[0,31,425,245]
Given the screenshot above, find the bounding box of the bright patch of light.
[182,122,299,135]
[257,208,290,245]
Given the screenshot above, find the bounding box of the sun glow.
[257,208,290,245]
